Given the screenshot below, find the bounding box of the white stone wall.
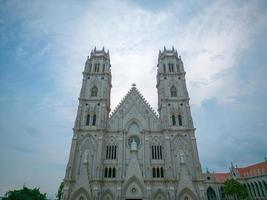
[62,48,205,200]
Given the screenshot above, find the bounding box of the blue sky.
[0,0,267,197]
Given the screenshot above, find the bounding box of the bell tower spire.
[75,47,112,130]
[156,47,193,129]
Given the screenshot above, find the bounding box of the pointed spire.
[102,46,105,51]
[94,46,96,52]
[164,46,166,51]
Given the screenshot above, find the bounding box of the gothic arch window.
[91,86,98,97]
[94,63,100,72]
[263,181,267,196]
[102,64,105,72]
[219,186,225,198]
[104,167,116,178]
[258,181,264,197]
[92,114,97,126]
[178,114,183,126]
[112,167,116,178]
[251,183,256,197]
[163,64,166,73]
[106,145,117,160]
[79,196,84,200]
[89,63,92,72]
[246,184,252,197]
[207,187,217,200]
[152,167,164,178]
[170,86,177,97]
[255,182,260,196]
[104,168,108,177]
[86,114,90,126]
[168,63,174,72]
[152,167,156,177]
[172,115,176,126]
[108,167,112,177]
[160,167,164,178]
[152,145,163,160]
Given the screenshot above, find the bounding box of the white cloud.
[36,0,266,110]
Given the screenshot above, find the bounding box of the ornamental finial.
[132,83,136,87]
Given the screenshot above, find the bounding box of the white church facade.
[62,47,206,200]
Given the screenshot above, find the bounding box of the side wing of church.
[62,47,205,200]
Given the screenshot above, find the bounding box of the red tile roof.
[212,161,267,183]
[213,173,230,183]
[238,161,267,177]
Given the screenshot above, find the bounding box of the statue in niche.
[131,138,137,151]
[83,150,89,164]
[179,151,185,164]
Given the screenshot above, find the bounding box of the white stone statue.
[179,151,185,164]
[83,150,89,164]
[131,138,137,151]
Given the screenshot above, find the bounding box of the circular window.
[131,187,137,193]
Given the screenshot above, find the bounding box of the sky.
[0,0,267,197]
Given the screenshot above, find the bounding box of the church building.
[62,47,206,200]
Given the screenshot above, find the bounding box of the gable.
[108,86,160,130]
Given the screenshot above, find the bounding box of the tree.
[224,178,248,199]
[2,186,47,200]
[56,181,64,200]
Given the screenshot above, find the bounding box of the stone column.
[118,133,123,178]
[164,132,173,178]
[95,132,104,178]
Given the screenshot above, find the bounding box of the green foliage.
[2,186,47,200]
[56,181,64,200]
[224,178,248,199]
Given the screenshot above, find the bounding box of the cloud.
[21,0,266,108]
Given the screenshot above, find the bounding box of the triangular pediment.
[108,86,160,130]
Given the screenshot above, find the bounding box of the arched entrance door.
[177,188,198,200]
[207,187,217,200]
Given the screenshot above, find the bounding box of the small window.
[152,145,163,160]
[104,167,116,178]
[168,63,174,72]
[170,86,177,97]
[86,114,90,126]
[91,86,98,97]
[112,167,116,178]
[153,167,156,177]
[104,168,108,177]
[92,114,97,126]
[160,167,164,177]
[152,167,164,178]
[106,145,117,160]
[94,63,97,72]
[157,167,160,177]
[108,167,112,178]
[172,115,176,126]
[178,114,182,126]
